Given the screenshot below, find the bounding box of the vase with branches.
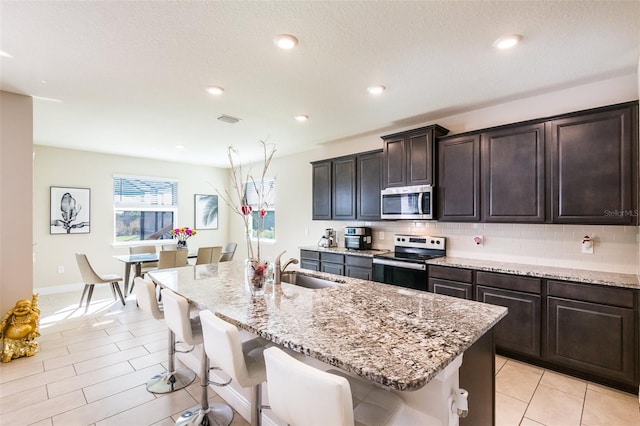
[219,140,276,296]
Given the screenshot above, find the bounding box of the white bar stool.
[264,346,404,426]
[134,277,195,393]
[200,310,269,426]
[161,288,234,426]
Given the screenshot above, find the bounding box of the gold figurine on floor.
[0,294,40,362]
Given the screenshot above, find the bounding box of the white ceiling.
[1,1,639,167]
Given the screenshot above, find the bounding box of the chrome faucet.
[274,250,299,285]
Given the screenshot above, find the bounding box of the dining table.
[147,260,506,425]
[113,251,197,295]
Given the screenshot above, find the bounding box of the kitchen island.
[149,261,507,425]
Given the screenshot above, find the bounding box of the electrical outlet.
[57,266,64,273]
[378,231,385,240]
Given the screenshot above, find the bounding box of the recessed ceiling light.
[0,50,12,58]
[367,85,386,95]
[206,86,224,95]
[176,144,185,150]
[274,34,298,50]
[493,34,522,50]
[295,115,309,122]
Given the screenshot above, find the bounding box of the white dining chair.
[75,253,125,312]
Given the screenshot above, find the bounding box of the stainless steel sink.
[280,272,344,289]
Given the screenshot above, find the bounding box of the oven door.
[372,258,428,291]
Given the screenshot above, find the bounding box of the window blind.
[245,178,275,208]
[113,176,178,207]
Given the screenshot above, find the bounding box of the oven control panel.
[394,234,446,250]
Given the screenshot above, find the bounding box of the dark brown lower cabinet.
[428,278,473,300]
[320,252,345,276]
[427,265,639,391]
[459,329,495,426]
[345,255,373,280]
[477,285,541,358]
[547,297,635,385]
[300,250,320,271]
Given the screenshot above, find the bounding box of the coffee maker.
[318,228,337,248]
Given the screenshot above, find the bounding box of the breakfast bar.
[148,261,506,425]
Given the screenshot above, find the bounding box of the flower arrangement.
[171,227,197,244]
[219,140,276,294]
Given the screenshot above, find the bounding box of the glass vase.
[176,240,187,250]
[246,258,268,296]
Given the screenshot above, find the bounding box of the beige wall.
[33,146,230,292]
[23,72,640,295]
[1,91,34,315]
[238,73,640,275]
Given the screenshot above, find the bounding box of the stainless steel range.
[372,234,446,291]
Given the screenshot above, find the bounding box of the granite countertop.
[299,245,390,257]
[427,256,640,290]
[148,261,506,391]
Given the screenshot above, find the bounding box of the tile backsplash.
[359,222,639,275]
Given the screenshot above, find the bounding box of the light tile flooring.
[1,287,638,426]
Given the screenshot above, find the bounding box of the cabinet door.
[346,266,372,280]
[332,156,356,220]
[549,105,637,224]
[300,259,320,271]
[482,123,546,222]
[477,285,541,357]
[407,130,434,186]
[428,278,473,300]
[357,151,382,220]
[312,161,332,220]
[548,297,634,384]
[382,136,406,188]
[321,262,344,276]
[437,134,481,221]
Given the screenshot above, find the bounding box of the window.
[245,177,276,241]
[113,175,178,243]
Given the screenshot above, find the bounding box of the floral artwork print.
[50,187,91,234]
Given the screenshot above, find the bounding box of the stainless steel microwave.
[380,185,434,220]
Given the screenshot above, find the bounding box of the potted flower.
[171,226,197,249]
[220,140,276,296]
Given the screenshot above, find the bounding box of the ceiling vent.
[217,114,241,124]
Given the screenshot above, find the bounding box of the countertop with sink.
[148,260,506,391]
[427,256,640,289]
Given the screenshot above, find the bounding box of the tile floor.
[1,287,638,426]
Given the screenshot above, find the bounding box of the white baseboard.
[34,283,85,295]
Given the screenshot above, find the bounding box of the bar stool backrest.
[134,277,163,320]
[264,346,354,426]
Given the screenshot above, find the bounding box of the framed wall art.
[194,194,218,230]
[50,186,91,234]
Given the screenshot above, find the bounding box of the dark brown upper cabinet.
[437,134,481,221]
[382,125,449,188]
[311,160,332,220]
[548,104,638,225]
[437,101,638,225]
[311,150,382,221]
[481,123,546,222]
[332,156,357,220]
[357,150,383,221]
